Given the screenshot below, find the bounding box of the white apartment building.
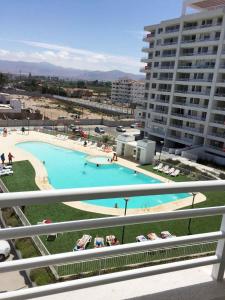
[111,79,144,104]
[130,81,145,104]
[0,93,22,113]
[137,0,225,163]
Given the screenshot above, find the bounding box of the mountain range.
[0,60,144,81]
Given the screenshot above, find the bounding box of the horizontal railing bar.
[0,232,222,273]
[1,206,225,240]
[0,255,219,300]
[0,180,224,208]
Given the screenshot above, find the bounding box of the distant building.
[0,93,22,113]
[111,79,144,104]
[130,81,145,104]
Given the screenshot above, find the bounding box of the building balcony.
[152,119,167,125]
[173,102,208,110]
[161,53,177,58]
[171,112,206,122]
[151,109,168,115]
[161,41,178,47]
[207,131,225,139]
[2,181,225,299]
[180,51,217,57]
[205,144,225,154]
[175,90,210,96]
[140,66,151,73]
[165,28,180,34]
[178,65,215,70]
[143,33,155,41]
[176,78,212,83]
[182,23,221,33]
[158,88,172,93]
[169,124,204,134]
[142,47,153,53]
[181,37,220,45]
[160,65,175,69]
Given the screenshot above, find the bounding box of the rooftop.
[183,0,225,13]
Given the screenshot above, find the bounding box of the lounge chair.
[136,235,148,242]
[171,169,180,177]
[106,235,119,246]
[90,142,97,148]
[73,234,92,251]
[161,165,170,173]
[147,232,161,240]
[160,231,176,239]
[75,138,81,144]
[94,236,104,248]
[97,145,105,151]
[0,169,13,176]
[153,163,163,171]
[165,167,175,175]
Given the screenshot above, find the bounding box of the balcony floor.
[33,265,225,300]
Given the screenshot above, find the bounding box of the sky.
[0,0,185,74]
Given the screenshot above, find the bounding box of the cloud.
[0,40,141,73]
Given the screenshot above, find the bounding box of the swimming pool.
[16,142,189,209]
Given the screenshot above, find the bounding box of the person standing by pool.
[1,153,5,165]
[21,127,25,134]
[8,152,14,165]
[3,128,7,137]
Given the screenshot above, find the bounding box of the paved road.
[68,125,140,139]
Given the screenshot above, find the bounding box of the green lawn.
[2,161,224,255]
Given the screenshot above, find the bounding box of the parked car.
[116,126,126,132]
[69,125,80,133]
[0,240,10,261]
[130,123,140,128]
[95,127,105,134]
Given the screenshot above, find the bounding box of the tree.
[101,134,113,146]
[0,73,8,90]
[77,81,86,88]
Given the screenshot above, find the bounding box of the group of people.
[1,152,14,165]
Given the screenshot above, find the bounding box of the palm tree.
[101,134,113,146]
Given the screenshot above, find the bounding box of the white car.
[0,240,10,261]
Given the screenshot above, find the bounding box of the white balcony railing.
[1,181,225,299]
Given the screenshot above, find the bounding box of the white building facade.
[138,0,225,163]
[0,93,22,113]
[111,79,145,104]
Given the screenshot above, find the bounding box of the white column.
[212,214,225,280]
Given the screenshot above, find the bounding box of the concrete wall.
[0,118,134,128]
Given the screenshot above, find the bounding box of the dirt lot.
[15,95,112,120]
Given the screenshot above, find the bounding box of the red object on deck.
[43,219,52,224]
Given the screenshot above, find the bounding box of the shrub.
[30,268,55,286]
[219,173,225,180]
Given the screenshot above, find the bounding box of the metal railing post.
[212,214,225,281]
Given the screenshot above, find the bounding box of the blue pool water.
[16,142,189,209]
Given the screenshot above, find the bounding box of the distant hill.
[0,60,144,81]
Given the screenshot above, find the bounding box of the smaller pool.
[86,155,110,165]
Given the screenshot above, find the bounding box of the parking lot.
[79,125,140,139]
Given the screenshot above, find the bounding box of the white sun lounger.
[165,167,175,174]
[171,169,180,177]
[136,235,148,242]
[90,142,97,148]
[153,163,163,170]
[0,169,13,176]
[73,234,92,251]
[160,165,169,173]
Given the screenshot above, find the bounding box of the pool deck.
[0,130,206,215]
